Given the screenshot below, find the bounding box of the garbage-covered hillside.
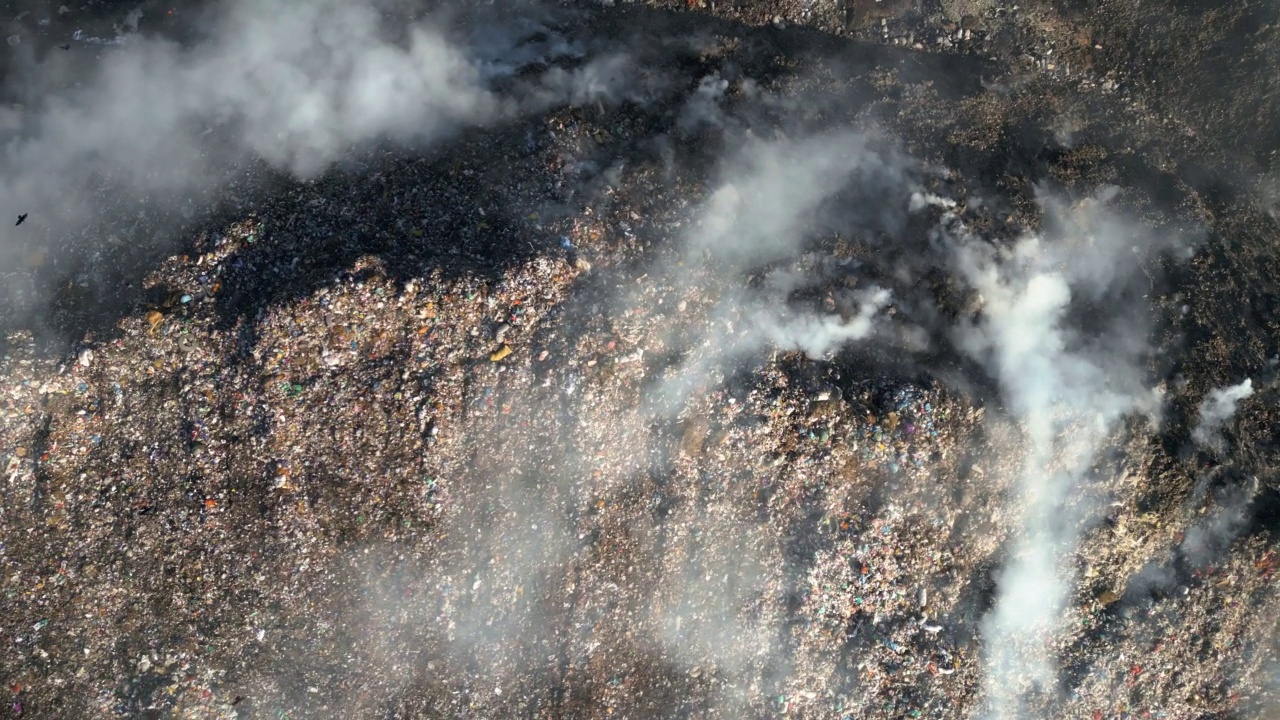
[1,1,1279,718]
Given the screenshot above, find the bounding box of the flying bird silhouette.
[57,44,70,50]
[16,213,28,226]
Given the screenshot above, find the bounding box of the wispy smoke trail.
[683,131,915,268]
[641,130,921,413]
[1182,475,1260,566]
[752,284,892,358]
[1192,378,1254,449]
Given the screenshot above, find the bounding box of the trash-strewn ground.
[2,1,1279,719]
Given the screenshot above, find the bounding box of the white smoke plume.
[639,129,922,414]
[683,131,916,268]
[676,74,732,133]
[6,0,479,216]
[0,0,645,322]
[570,124,935,708]
[641,147,1192,716]
[752,285,892,358]
[939,188,1177,717]
[1192,378,1254,449]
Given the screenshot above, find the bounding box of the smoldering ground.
[1192,378,1255,451]
[2,1,1279,719]
[326,100,1199,718]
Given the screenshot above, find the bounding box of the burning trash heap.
[1,1,1279,719]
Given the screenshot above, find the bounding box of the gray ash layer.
[1,1,1279,719]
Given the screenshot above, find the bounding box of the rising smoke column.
[939,189,1179,717]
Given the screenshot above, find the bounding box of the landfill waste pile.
[1,0,1279,719]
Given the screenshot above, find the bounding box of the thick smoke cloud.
[683,131,915,268]
[0,0,643,324]
[6,0,476,213]
[590,129,924,701]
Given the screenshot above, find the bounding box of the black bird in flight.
[57,44,70,50]
[16,213,28,226]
